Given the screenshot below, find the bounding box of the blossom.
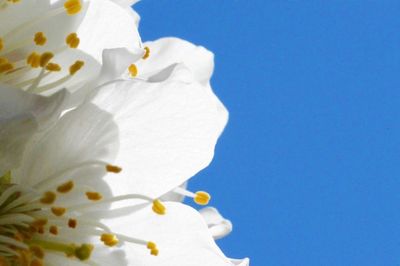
[0,0,143,95]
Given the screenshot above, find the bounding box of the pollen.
[64,0,82,15]
[51,207,66,217]
[0,38,3,51]
[40,191,57,204]
[27,52,41,68]
[68,218,77,228]
[66,33,80,48]
[194,191,211,205]
[147,242,159,256]
[0,62,14,73]
[39,52,54,67]
[152,199,166,215]
[45,63,61,72]
[106,164,122,173]
[128,64,138,77]
[57,180,74,193]
[69,60,84,75]
[101,233,119,247]
[30,259,43,266]
[34,32,47,46]
[85,191,102,201]
[142,46,150,59]
[49,225,58,235]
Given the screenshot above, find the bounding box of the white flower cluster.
[0,0,249,265]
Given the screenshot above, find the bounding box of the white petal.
[160,182,187,202]
[77,0,142,62]
[199,207,233,240]
[138,38,214,85]
[105,202,238,266]
[90,64,228,198]
[14,103,119,188]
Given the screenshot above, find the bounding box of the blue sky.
[135,1,400,265]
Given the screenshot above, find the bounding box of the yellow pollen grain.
[51,207,66,217]
[150,248,159,256]
[68,218,77,228]
[152,199,166,215]
[57,180,74,193]
[101,234,119,247]
[85,191,102,201]
[0,57,7,64]
[46,63,61,72]
[49,225,58,235]
[106,164,122,173]
[32,219,48,228]
[39,52,54,67]
[34,32,47,46]
[69,60,84,75]
[40,191,57,204]
[142,46,150,59]
[147,242,159,256]
[64,0,82,15]
[27,52,41,68]
[0,38,3,51]
[30,246,45,259]
[128,64,138,77]
[194,191,211,205]
[66,33,80,48]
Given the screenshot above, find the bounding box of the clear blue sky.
[135,1,400,265]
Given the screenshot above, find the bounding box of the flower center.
[0,0,86,94]
[0,165,164,264]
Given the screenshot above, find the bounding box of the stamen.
[142,46,150,59]
[66,33,80,48]
[100,233,119,247]
[40,191,56,205]
[29,246,45,259]
[56,181,74,193]
[39,52,54,67]
[27,52,41,68]
[152,199,166,215]
[64,0,82,15]
[172,187,212,205]
[106,164,122,173]
[34,32,47,46]
[51,207,66,217]
[68,219,77,228]
[128,64,138,77]
[85,191,102,201]
[69,60,84,75]
[49,225,58,235]
[45,63,61,72]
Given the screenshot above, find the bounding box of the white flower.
[0,0,144,95]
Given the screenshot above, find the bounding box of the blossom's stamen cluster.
[0,162,164,264]
[0,0,85,94]
[172,187,212,205]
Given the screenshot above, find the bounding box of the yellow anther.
[68,218,77,228]
[0,38,3,51]
[64,0,82,15]
[49,225,58,235]
[85,191,103,201]
[57,180,74,193]
[69,60,84,75]
[147,242,159,256]
[101,234,119,247]
[152,199,166,215]
[31,219,48,228]
[142,46,150,59]
[46,63,61,72]
[106,164,122,173]
[27,52,41,68]
[74,244,93,261]
[0,57,7,64]
[34,32,47,46]
[0,62,14,73]
[128,64,138,77]
[194,191,211,205]
[51,207,66,217]
[39,52,54,67]
[66,33,80,48]
[151,248,159,256]
[29,246,45,259]
[40,191,57,204]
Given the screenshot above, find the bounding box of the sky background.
[135,1,400,265]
